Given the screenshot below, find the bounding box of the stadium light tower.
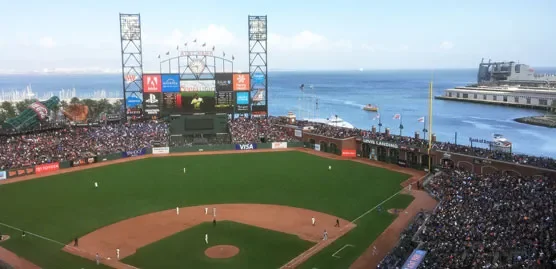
[119,13,144,120]
[248,15,268,118]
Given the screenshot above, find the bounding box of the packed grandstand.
[1,114,555,268]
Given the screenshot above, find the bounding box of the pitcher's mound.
[205,245,240,259]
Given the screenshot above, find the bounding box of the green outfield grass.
[0,151,413,268]
[123,221,313,269]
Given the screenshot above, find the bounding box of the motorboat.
[363,104,378,112]
[305,115,355,129]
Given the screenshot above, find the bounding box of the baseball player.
[408,183,412,191]
[213,207,216,217]
[213,218,216,227]
[323,230,328,241]
[205,207,208,215]
[116,248,120,260]
[183,168,186,173]
[335,219,340,227]
[311,217,316,226]
[176,207,180,215]
[205,234,208,244]
[95,253,100,265]
[74,237,78,247]
[372,246,378,255]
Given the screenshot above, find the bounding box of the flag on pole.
[202,43,206,47]
[176,45,179,50]
[165,51,170,55]
[184,42,188,47]
[157,55,160,59]
[193,39,197,43]
[393,114,401,120]
[212,45,215,51]
[418,117,425,122]
[223,52,226,57]
[373,114,380,120]
[300,84,305,91]
[232,55,235,61]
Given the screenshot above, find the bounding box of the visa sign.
[235,143,257,150]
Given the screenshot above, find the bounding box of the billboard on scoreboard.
[215,73,234,113]
[161,74,180,92]
[143,74,162,93]
[160,80,216,113]
[143,93,161,118]
[233,73,250,91]
[236,91,250,112]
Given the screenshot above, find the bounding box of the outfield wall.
[0,142,305,180]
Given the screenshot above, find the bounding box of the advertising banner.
[233,73,250,91]
[0,171,6,180]
[235,143,257,150]
[314,144,321,151]
[294,129,302,138]
[8,167,34,178]
[271,142,288,149]
[215,73,233,92]
[70,158,96,167]
[252,73,265,85]
[143,93,161,118]
[126,96,142,108]
[143,74,162,93]
[341,149,356,157]
[152,147,170,154]
[161,74,180,92]
[236,92,250,112]
[28,102,49,120]
[122,148,147,158]
[35,162,60,174]
[402,249,427,269]
[363,139,399,149]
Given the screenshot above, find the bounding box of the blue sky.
[0,0,555,73]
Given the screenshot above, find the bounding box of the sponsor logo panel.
[314,144,321,151]
[143,74,162,93]
[122,148,147,158]
[233,73,250,91]
[271,142,288,149]
[143,92,161,117]
[35,162,60,174]
[0,171,6,180]
[152,147,170,154]
[341,149,356,157]
[235,144,257,150]
[70,158,97,167]
[161,74,180,92]
[294,129,302,138]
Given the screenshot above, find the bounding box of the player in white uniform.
[205,234,208,244]
[213,207,216,217]
[323,230,328,240]
[205,207,208,215]
[116,248,120,260]
[311,217,316,226]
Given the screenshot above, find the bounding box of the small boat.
[305,115,355,129]
[363,104,378,112]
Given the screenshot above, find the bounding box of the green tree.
[70,97,80,105]
[15,99,37,114]
[1,101,17,118]
[81,99,98,119]
[113,99,124,114]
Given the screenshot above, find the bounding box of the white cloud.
[38,36,56,48]
[439,41,454,50]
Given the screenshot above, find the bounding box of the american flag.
[373,114,380,120]
[417,117,425,122]
[393,114,401,120]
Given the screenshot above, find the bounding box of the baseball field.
[0,149,421,268]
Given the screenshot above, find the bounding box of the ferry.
[363,104,378,112]
[305,115,355,129]
[436,59,556,109]
[492,134,512,152]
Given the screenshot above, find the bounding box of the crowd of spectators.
[377,211,428,268]
[0,122,168,170]
[228,117,301,144]
[381,169,556,268]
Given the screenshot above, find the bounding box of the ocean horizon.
[0,69,555,157]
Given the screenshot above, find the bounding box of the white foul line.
[331,244,354,258]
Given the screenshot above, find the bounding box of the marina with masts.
[0,85,122,104]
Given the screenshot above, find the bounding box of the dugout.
[169,114,230,146]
